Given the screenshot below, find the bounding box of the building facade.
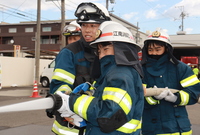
[0,14,147,58]
[0,19,75,58]
[170,34,200,67]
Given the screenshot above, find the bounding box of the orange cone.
[30,81,41,98]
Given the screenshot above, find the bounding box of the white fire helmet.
[69,20,81,28]
[90,21,141,50]
[75,2,111,24]
[145,28,171,46]
[62,20,81,36]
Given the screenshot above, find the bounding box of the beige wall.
[0,56,52,88]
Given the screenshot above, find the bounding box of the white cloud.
[0,0,99,11]
[164,0,200,19]
[162,29,168,33]
[145,9,157,19]
[181,1,200,16]
[0,0,101,21]
[185,28,193,34]
[143,3,166,20]
[147,0,158,2]
[123,12,138,20]
[1,0,52,11]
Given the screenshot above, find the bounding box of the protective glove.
[56,91,86,127]
[165,90,177,103]
[154,86,169,100]
[73,82,90,94]
[70,114,86,127]
[56,91,75,117]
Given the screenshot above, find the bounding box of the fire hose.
[0,86,199,131]
[145,87,200,103]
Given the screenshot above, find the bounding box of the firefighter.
[56,21,144,135]
[192,65,199,78]
[62,20,81,45]
[141,28,200,135]
[47,2,111,135]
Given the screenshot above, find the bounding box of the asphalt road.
[0,86,200,135]
[0,86,55,135]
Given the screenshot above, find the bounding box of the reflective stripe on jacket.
[50,38,95,134]
[69,55,144,135]
[142,55,200,135]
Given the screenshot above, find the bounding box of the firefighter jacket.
[69,55,144,135]
[49,37,96,135]
[142,54,200,135]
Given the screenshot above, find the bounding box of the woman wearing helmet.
[56,21,144,135]
[62,20,81,45]
[141,28,200,135]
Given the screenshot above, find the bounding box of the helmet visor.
[76,5,97,15]
[66,25,77,32]
[63,25,80,32]
[75,3,101,16]
[63,25,80,36]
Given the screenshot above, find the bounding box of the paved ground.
[0,86,56,135]
[0,86,200,135]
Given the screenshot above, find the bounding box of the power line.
[2,0,28,21]
[52,0,61,10]
[1,10,33,21]
[0,1,78,23]
[0,4,59,22]
[66,0,78,7]
[1,9,36,22]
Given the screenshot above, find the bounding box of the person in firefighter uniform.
[56,21,144,135]
[47,2,111,135]
[62,20,81,45]
[141,28,200,135]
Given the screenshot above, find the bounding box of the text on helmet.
[100,31,134,40]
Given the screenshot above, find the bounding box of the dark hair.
[147,40,167,47]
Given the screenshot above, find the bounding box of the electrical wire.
[2,0,28,21]
[1,11,33,21]
[66,0,78,7]
[0,4,58,22]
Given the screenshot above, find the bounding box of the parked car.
[40,60,55,87]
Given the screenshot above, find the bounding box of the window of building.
[42,27,51,32]
[41,35,59,44]
[50,35,59,44]
[2,37,13,44]
[41,36,49,44]
[25,27,34,32]
[9,28,17,33]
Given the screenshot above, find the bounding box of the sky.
[1,0,200,35]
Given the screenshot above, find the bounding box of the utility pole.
[176,6,187,31]
[106,0,109,9]
[35,0,41,84]
[106,0,115,10]
[136,22,140,44]
[180,9,186,31]
[45,0,66,49]
[60,0,66,49]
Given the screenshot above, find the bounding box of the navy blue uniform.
[142,54,200,135]
[69,55,144,135]
[50,38,95,134]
